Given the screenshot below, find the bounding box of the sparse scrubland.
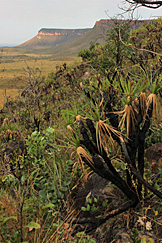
[0,50,80,108]
[0,19,162,242]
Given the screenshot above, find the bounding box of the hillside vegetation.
[0,19,162,242]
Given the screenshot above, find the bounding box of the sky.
[0,0,162,45]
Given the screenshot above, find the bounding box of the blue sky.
[0,0,162,45]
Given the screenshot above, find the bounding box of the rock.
[75,173,107,210]
[75,172,123,218]
[115,230,133,243]
[145,143,162,162]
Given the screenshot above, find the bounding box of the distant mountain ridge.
[17,19,153,57]
[0,43,18,47]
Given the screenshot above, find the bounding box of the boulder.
[75,173,122,218]
[145,143,162,162]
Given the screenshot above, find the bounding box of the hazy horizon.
[1,0,162,46]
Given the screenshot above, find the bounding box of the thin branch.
[118,26,162,58]
[72,199,135,234]
[125,0,162,9]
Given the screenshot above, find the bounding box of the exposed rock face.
[38,28,91,37]
[18,28,91,47]
[37,19,152,38]
[94,19,153,30]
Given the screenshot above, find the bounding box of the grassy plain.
[0,88,22,108]
[0,48,80,108]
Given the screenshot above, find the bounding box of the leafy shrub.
[145,118,162,147]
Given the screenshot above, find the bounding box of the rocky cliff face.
[38,28,91,37]
[18,28,92,47]
[94,19,153,29]
[18,19,153,49]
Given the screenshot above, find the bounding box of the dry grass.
[0,88,22,108]
[0,59,77,87]
[0,49,80,108]
[0,49,80,88]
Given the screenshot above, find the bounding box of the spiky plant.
[146,72,162,117]
[96,119,121,152]
[116,75,147,137]
[67,71,162,234]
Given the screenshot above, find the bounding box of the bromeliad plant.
[67,71,162,232]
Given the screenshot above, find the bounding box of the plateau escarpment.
[94,19,152,29]
[18,28,91,48]
[38,28,91,36]
[17,19,153,56]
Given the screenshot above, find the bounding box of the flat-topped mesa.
[18,27,92,48]
[38,28,91,37]
[18,19,155,49]
[94,19,153,29]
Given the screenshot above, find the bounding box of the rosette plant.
[67,71,162,232]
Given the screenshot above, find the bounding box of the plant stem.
[0,229,5,243]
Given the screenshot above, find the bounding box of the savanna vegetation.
[0,50,80,108]
[0,18,162,242]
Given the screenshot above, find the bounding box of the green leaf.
[87,204,90,211]
[94,197,98,203]
[67,160,73,165]
[86,198,92,204]
[26,221,41,229]
[61,186,68,192]
[154,182,160,190]
[39,190,47,200]
[1,216,17,226]
[44,127,55,136]
[148,238,154,243]
[42,203,55,210]
[23,206,30,212]
[102,199,108,207]
[141,236,147,243]
[21,175,25,184]
[91,204,98,212]
[81,206,87,211]
[121,163,125,170]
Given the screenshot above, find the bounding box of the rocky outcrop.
[37,19,153,38]
[38,28,91,37]
[18,28,91,48]
[94,19,153,30]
